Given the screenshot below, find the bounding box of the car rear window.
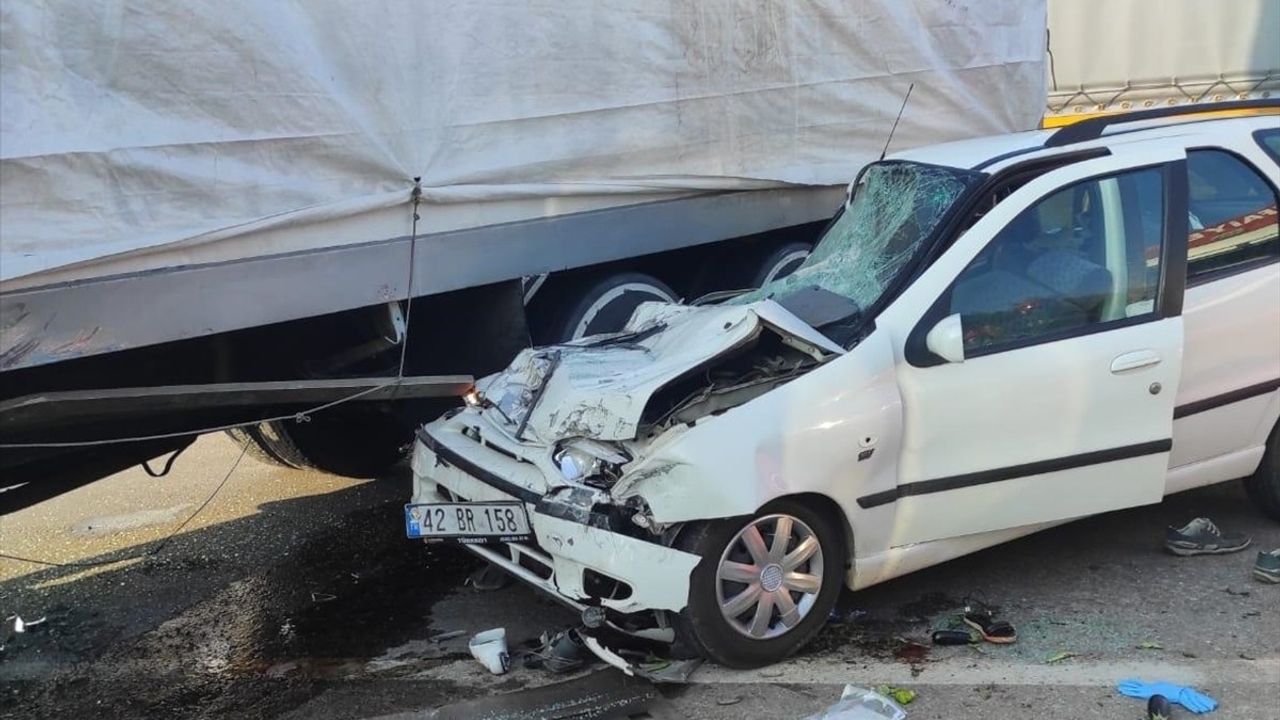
[1184,149,1279,283]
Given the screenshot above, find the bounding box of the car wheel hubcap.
[716,513,824,639]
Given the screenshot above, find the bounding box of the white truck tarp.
[1046,0,1279,118]
[0,0,1045,288]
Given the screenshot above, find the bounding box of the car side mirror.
[925,313,965,364]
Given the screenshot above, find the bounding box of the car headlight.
[553,439,630,483]
[555,447,599,481]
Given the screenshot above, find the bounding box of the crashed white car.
[409,107,1280,667]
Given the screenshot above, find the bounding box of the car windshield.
[733,161,982,317]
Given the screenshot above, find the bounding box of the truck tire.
[751,242,811,287]
[1244,421,1280,522]
[550,272,677,342]
[671,498,845,668]
[227,405,411,478]
[226,425,309,469]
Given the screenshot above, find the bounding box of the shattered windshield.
[734,161,982,316]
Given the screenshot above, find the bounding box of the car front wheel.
[673,500,846,668]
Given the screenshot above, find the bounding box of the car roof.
[887,113,1279,173]
[888,129,1052,170]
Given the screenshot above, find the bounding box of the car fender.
[613,329,904,550]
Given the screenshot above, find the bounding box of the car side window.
[945,167,1165,355]
[1184,149,1279,281]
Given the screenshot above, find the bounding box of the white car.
[408,104,1280,668]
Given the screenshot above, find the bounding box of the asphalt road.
[2,434,1278,719]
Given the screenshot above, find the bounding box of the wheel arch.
[665,490,855,565]
[763,491,856,574]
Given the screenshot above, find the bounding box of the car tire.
[1244,421,1280,522]
[672,498,846,668]
[548,272,677,342]
[226,405,411,479]
[751,242,811,288]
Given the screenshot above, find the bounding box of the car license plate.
[404,502,533,543]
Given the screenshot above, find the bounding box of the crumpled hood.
[477,300,843,443]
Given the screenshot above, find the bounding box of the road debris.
[576,627,706,681]
[961,601,1016,644]
[583,634,629,675]
[828,608,870,624]
[931,629,976,646]
[523,628,589,674]
[1165,517,1252,556]
[577,630,703,683]
[1045,650,1078,664]
[1253,548,1280,583]
[802,685,908,720]
[1117,679,1218,715]
[468,628,510,675]
[635,657,701,684]
[2,614,47,651]
[873,685,917,706]
[310,592,337,603]
[1136,641,1164,650]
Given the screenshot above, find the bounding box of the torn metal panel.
[479,302,761,441]
[581,637,703,684]
[535,487,616,529]
[477,299,841,443]
[753,300,848,356]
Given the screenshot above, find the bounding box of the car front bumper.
[409,419,700,615]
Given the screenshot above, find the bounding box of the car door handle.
[1111,350,1162,374]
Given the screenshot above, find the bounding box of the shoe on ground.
[1164,517,1251,556]
[1253,549,1280,584]
[1148,694,1173,720]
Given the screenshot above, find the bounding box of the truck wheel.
[551,272,677,342]
[672,499,845,668]
[227,405,410,478]
[751,242,811,287]
[1244,421,1280,522]
[226,425,309,469]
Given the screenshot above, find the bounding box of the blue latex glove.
[1118,679,1218,714]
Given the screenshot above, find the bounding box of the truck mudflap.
[412,429,700,614]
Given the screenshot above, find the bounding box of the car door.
[874,146,1189,547]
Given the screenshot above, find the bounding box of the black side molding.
[416,427,541,504]
[1173,378,1280,420]
[857,439,1173,509]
